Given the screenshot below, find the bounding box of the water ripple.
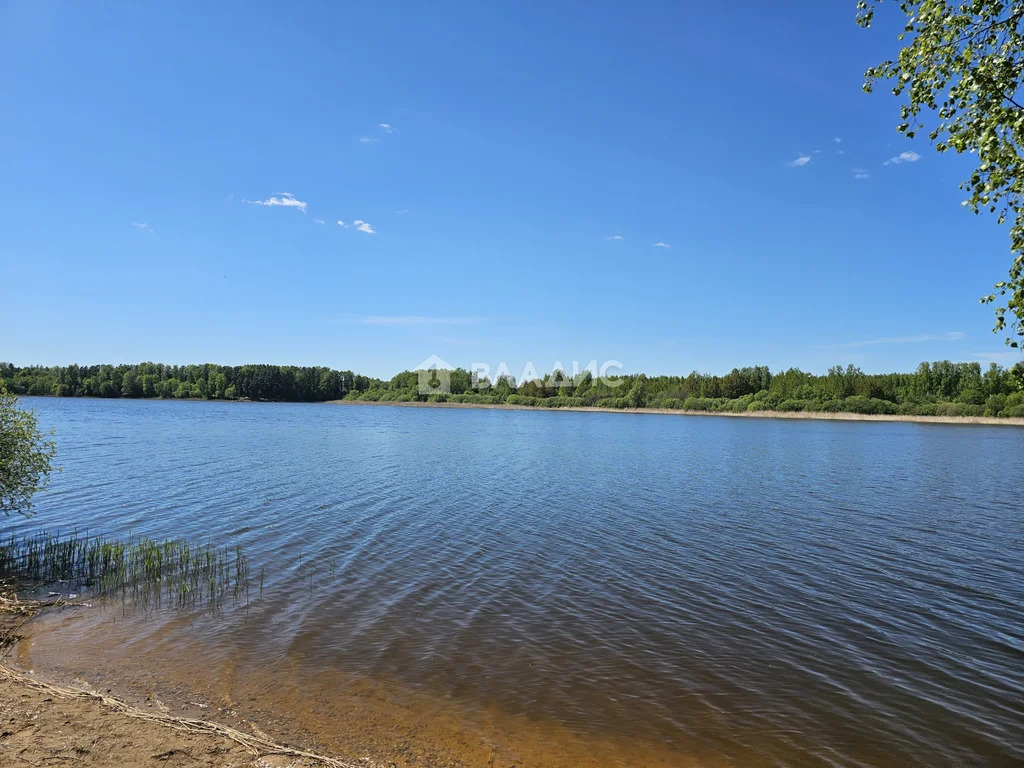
[13,397,1024,767]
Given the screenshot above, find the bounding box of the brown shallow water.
[14,607,718,768]
[10,397,1024,767]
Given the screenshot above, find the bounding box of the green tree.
[626,376,648,408]
[0,388,57,517]
[859,0,1024,346]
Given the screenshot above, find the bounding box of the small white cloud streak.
[359,316,480,326]
[884,150,921,166]
[834,137,842,144]
[852,168,870,180]
[787,155,811,167]
[395,209,409,214]
[972,351,1024,365]
[653,242,671,248]
[359,136,379,143]
[132,222,154,233]
[441,336,482,346]
[313,219,325,224]
[378,123,395,133]
[338,219,375,234]
[836,331,964,348]
[604,235,624,240]
[247,192,307,213]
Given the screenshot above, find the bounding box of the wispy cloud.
[440,336,482,346]
[653,241,671,248]
[313,219,325,224]
[395,208,409,214]
[604,235,624,241]
[786,155,811,167]
[359,315,480,327]
[359,136,380,144]
[378,123,395,133]
[972,351,1024,365]
[338,219,376,234]
[884,150,921,166]
[835,331,965,348]
[247,192,307,213]
[852,168,870,180]
[834,137,842,144]
[131,222,154,234]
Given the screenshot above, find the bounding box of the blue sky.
[2,0,1022,379]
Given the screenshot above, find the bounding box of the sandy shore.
[0,670,287,768]
[0,662,358,768]
[326,398,1024,427]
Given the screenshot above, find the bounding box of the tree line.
[0,362,380,403]
[3,359,1024,418]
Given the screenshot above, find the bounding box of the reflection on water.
[10,397,1024,767]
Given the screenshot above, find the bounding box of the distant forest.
[2,360,1024,418]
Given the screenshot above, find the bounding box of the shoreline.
[0,597,361,768]
[5,597,713,768]
[326,398,1024,427]
[0,662,351,768]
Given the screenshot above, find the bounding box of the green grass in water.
[0,530,250,609]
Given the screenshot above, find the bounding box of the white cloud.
[247,192,307,213]
[359,316,480,326]
[884,150,921,166]
[378,123,395,133]
[313,219,325,224]
[395,209,409,214]
[836,331,965,348]
[972,351,1024,365]
[359,136,379,144]
[653,242,671,248]
[441,336,482,346]
[338,219,375,234]
[852,168,870,180]
[131,222,154,234]
[604,235,624,240]
[834,137,842,144]
[787,155,811,167]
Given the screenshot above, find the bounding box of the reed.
[0,530,249,609]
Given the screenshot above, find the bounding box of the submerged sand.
[327,398,1024,426]
[3,602,716,768]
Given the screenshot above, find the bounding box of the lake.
[8,397,1024,767]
